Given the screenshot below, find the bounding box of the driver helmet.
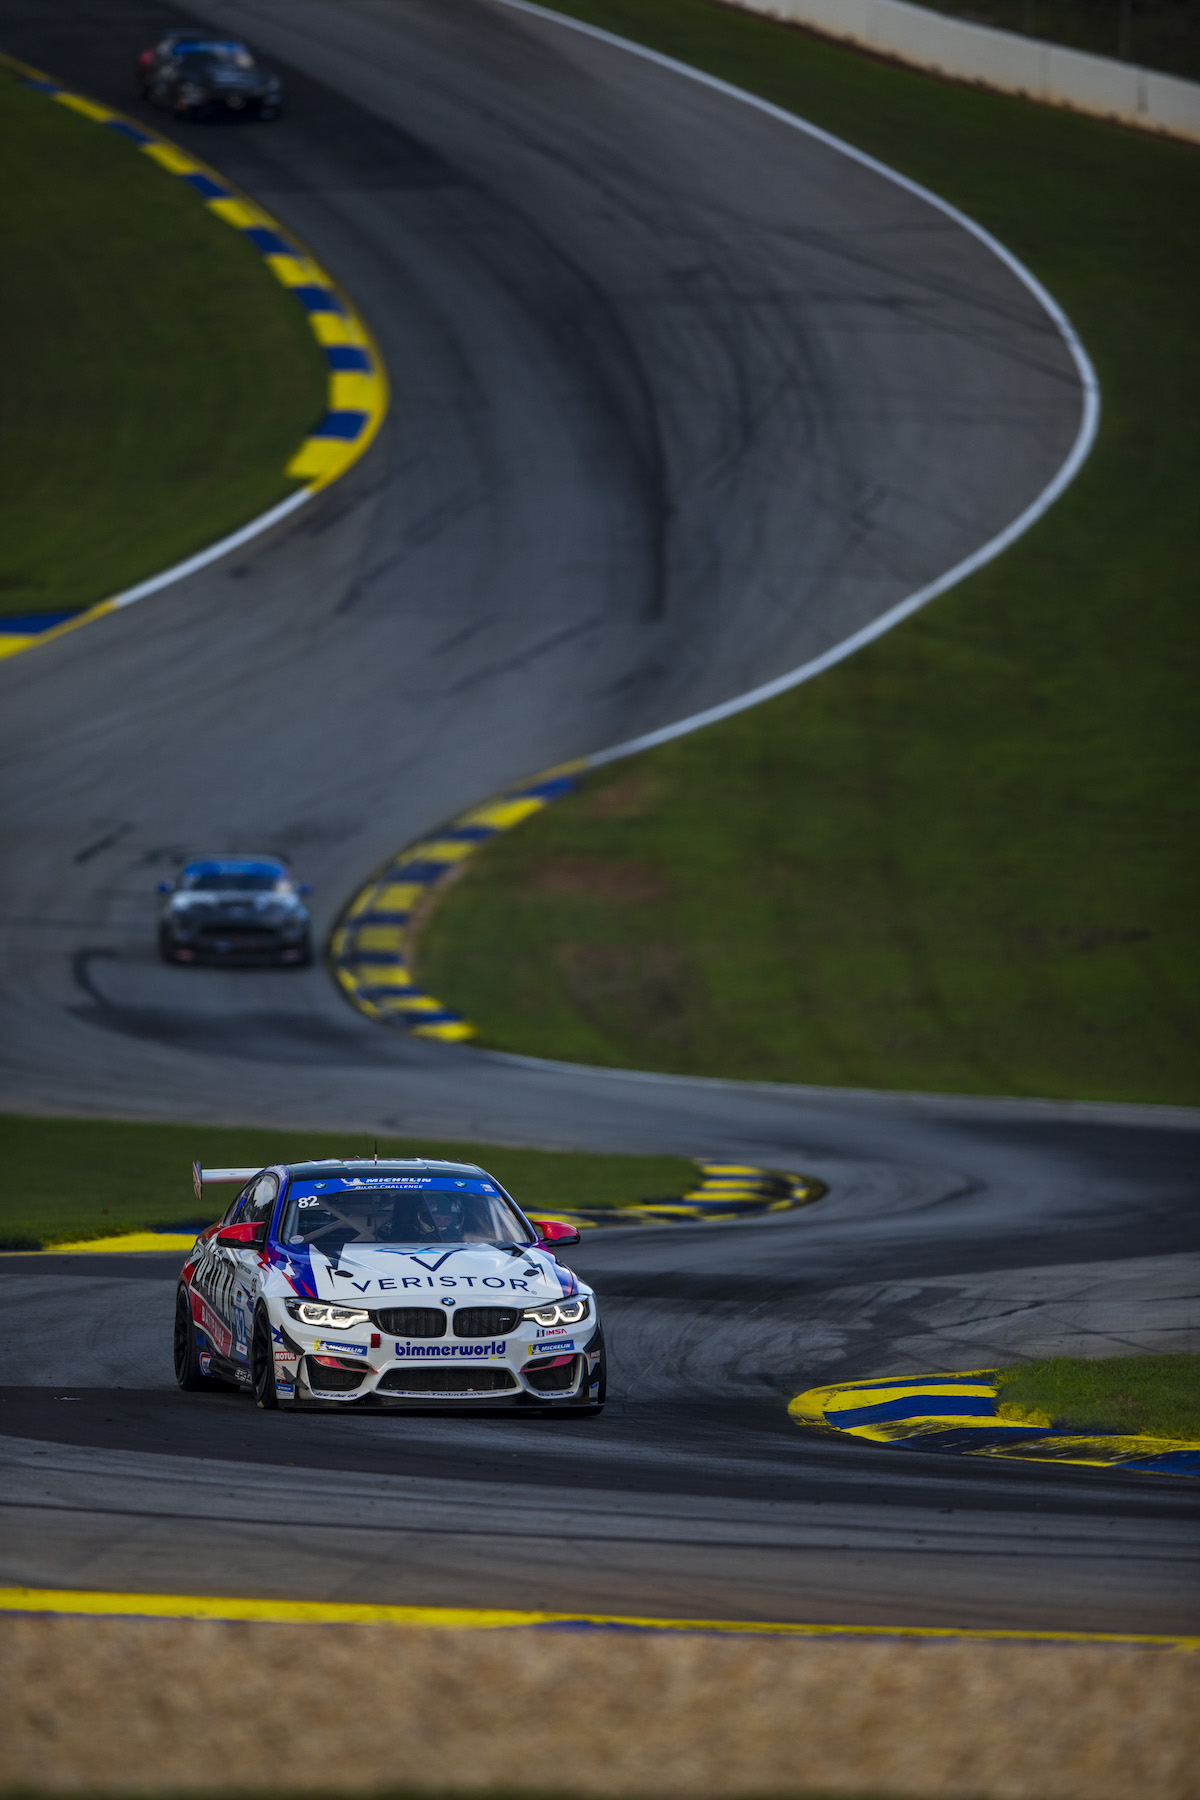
[428,1191,465,1235]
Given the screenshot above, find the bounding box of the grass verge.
[996,1352,1200,1440]
[421,0,1200,1105]
[0,66,326,617]
[0,1114,696,1249]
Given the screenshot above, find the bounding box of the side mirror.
[215,1221,266,1247]
[156,880,172,895]
[530,1218,580,1247]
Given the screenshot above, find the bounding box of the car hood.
[199,67,267,91]
[168,892,305,918]
[268,1240,582,1304]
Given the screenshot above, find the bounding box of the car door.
[152,53,180,109]
[189,1181,253,1365]
[223,1174,279,1369]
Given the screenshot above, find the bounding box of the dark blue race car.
[157,855,312,966]
[137,33,283,120]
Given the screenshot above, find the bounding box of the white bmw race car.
[174,1158,605,1411]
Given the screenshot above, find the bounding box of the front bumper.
[163,925,307,964]
[271,1313,600,1408]
[183,90,277,115]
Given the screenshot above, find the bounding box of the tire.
[158,928,179,964]
[174,1285,225,1392]
[251,1305,279,1410]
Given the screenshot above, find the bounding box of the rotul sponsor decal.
[394,1340,507,1360]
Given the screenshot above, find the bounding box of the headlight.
[284,1300,369,1328]
[521,1296,589,1328]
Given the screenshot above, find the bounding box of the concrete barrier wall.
[725,0,1200,142]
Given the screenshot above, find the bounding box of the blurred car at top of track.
[176,1158,606,1412]
[157,855,312,966]
[137,33,282,120]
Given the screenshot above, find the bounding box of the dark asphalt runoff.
[0,0,1195,1636]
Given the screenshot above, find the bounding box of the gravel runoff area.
[4,1615,1197,1799]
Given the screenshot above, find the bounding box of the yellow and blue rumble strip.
[541,1162,824,1229]
[331,766,583,1041]
[0,55,387,666]
[0,1587,1195,1647]
[790,1371,1200,1478]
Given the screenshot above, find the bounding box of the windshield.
[176,43,254,68]
[179,862,284,893]
[279,1175,534,1252]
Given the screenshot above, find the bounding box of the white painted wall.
[725,0,1200,143]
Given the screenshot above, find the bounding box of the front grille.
[376,1367,518,1395]
[304,1357,365,1392]
[196,923,277,940]
[452,1307,522,1338]
[374,1308,446,1338]
[524,1355,579,1393]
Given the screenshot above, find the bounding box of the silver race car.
[175,1159,605,1412]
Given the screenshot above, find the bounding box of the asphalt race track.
[0,0,1196,1635]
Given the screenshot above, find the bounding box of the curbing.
[331,766,585,1040]
[511,1160,824,1228]
[0,55,387,666]
[790,1370,1200,1477]
[1,1585,1196,1645]
[5,1230,201,1256]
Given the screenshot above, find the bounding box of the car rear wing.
[192,1162,263,1204]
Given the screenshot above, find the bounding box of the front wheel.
[174,1286,224,1392]
[251,1305,279,1409]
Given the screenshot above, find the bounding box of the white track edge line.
[492,0,1101,765]
[106,485,315,611]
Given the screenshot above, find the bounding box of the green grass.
[421,0,1200,1105]
[0,1114,697,1249]
[997,1353,1200,1440]
[0,67,326,617]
